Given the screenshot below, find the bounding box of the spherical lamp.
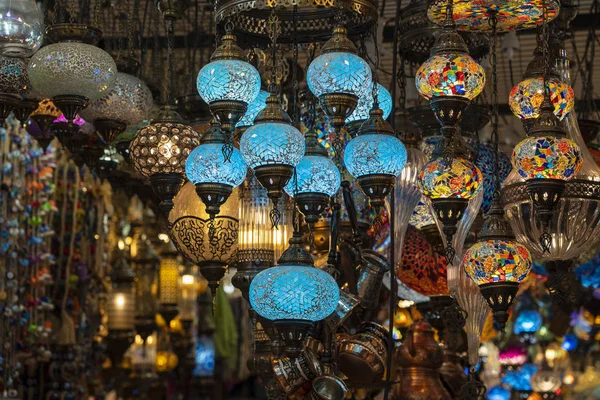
[249,232,339,355]
[284,128,341,224]
[240,94,305,226]
[129,105,201,215]
[464,198,532,329]
[344,107,407,208]
[27,24,117,122]
[345,82,392,137]
[196,28,260,134]
[236,89,269,130]
[0,0,44,58]
[80,58,153,144]
[0,54,31,122]
[307,24,371,148]
[186,121,247,218]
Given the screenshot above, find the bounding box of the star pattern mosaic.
[307,51,372,98]
[197,59,261,105]
[284,155,341,197]
[344,134,407,178]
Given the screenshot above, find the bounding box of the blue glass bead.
[197,59,261,105]
[344,134,407,178]
[185,143,247,187]
[486,386,510,400]
[249,265,339,322]
[513,310,543,335]
[284,155,341,197]
[346,83,392,124]
[240,122,305,169]
[307,52,371,98]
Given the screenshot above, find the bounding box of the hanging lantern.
[418,156,482,261]
[80,58,153,144]
[236,89,269,133]
[178,266,197,328]
[307,24,371,140]
[284,128,341,224]
[106,251,136,368]
[464,198,532,329]
[511,95,583,253]
[196,27,260,135]
[249,232,339,355]
[514,310,543,337]
[345,82,393,137]
[0,0,44,58]
[344,107,407,208]
[240,94,305,226]
[0,54,31,122]
[157,242,181,326]
[27,98,61,150]
[186,121,247,218]
[129,105,201,215]
[232,175,293,301]
[169,182,239,298]
[27,24,117,122]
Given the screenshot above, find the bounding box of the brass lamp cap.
[277,232,314,267]
[151,104,186,124]
[357,107,395,137]
[254,95,293,125]
[210,31,245,61]
[321,25,359,55]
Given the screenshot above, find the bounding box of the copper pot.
[272,348,323,394]
[306,375,348,400]
[336,322,388,384]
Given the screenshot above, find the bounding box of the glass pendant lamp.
[0,0,44,58]
[157,241,181,326]
[131,230,160,343]
[345,82,392,137]
[236,89,269,133]
[0,54,31,122]
[27,23,117,122]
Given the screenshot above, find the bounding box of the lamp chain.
[292,5,299,126]
[542,0,549,88]
[371,23,380,107]
[69,0,75,23]
[165,17,174,106]
[397,55,406,111]
[222,20,236,163]
[489,12,500,196]
[268,8,280,95]
[127,0,134,57]
[94,0,100,28]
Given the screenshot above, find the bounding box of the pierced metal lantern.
[129,105,201,215]
[463,198,532,330]
[284,128,340,224]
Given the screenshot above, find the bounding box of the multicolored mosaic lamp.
[509,44,574,132]
[463,198,532,329]
[284,128,341,224]
[240,94,305,226]
[249,232,339,355]
[512,93,583,252]
[344,107,407,208]
[418,156,482,261]
[307,24,371,159]
[186,121,247,218]
[196,26,260,135]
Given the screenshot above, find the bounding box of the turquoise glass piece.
[249,265,340,322]
[240,122,305,169]
[185,143,247,187]
[284,155,341,197]
[344,134,407,178]
[196,59,261,105]
[237,89,269,128]
[307,51,371,98]
[346,83,392,124]
[513,310,543,335]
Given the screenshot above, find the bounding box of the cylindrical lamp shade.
[107,286,136,331]
[159,257,180,305]
[179,271,197,322]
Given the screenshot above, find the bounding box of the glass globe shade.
[28,42,117,101]
[0,55,29,95]
[284,155,341,197]
[454,272,489,366]
[185,143,247,187]
[129,121,201,178]
[415,53,485,100]
[502,364,537,391]
[79,72,153,125]
[0,0,44,58]
[344,134,407,178]
[346,83,393,124]
[307,52,371,98]
[514,310,543,335]
[249,265,339,322]
[475,143,511,212]
[240,122,305,169]
[531,370,562,393]
[196,59,260,105]
[237,89,269,128]
[512,135,583,181]
[509,77,574,121]
[168,182,239,266]
[463,240,532,285]
[419,157,482,200]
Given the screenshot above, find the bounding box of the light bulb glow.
[509,77,574,121]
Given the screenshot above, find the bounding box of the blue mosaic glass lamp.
[344,106,407,208]
[513,309,543,336]
[502,363,537,393]
[486,385,510,400]
[307,24,371,159]
[240,94,305,227]
[249,231,339,354]
[284,128,341,224]
[186,120,247,218]
[345,82,392,136]
[196,26,260,135]
[476,143,511,213]
[236,89,269,131]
